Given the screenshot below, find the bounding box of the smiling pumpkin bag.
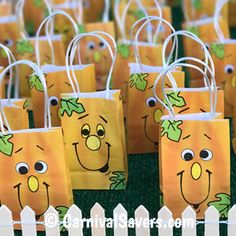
[112,16,174,118]
[156,61,230,219]
[60,33,127,190]
[0,60,73,229]
[158,56,225,194]
[182,0,230,82]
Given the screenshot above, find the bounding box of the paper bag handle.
[35,10,79,67]
[0,60,50,133]
[153,58,217,120]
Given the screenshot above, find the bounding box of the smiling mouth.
[72,142,111,173]
[177,169,212,211]
[14,182,50,220]
[142,115,158,147]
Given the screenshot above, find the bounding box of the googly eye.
[81,124,90,138]
[97,124,105,138]
[200,149,213,161]
[34,161,48,174]
[49,96,59,106]
[181,149,194,161]
[3,39,13,47]
[16,162,29,175]
[87,41,95,50]
[99,41,106,49]
[146,97,157,107]
[224,64,235,74]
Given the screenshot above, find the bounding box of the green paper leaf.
[60,98,85,117]
[161,120,183,142]
[192,0,202,10]
[133,9,146,20]
[16,40,34,55]
[33,0,43,7]
[211,43,225,59]
[78,24,86,34]
[208,193,231,218]
[0,134,13,156]
[25,21,35,36]
[186,26,200,37]
[117,43,130,58]
[28,74,44,92]
[129,73,149,91]
[165,92,186,108]
[56,206,69,232]
[109,171,126,190]
[0,49,7,58]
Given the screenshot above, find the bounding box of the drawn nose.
[93,51,101,63]
[154,109,163,123]
[86,135,101,151]
[191,162,202,180]
[28,175,39,192]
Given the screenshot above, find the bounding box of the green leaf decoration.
[25,21,35,36]
[186,26,200,37]
[208,193,231,218]
[211,43,225,59]
[161,120,183,142]
[117,43,130,58]
[165,92,186,108]
[109,171,126,190]
[60,98,85,117]
[78,24,86,34]
[28,74,44,92]
[129,73,149,92]
[33,0,43,7]
[0,134,14,156]
[133,10,146,20]
[16,40,34,55]
[56,206,69,232]
[192,0,202,10]
[0,49,7,58]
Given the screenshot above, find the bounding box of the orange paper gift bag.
[60,32,127,190]
[155,62,230,219]
[0,60,73,229]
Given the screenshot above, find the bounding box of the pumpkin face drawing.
[161,118,230,218]
[127,71,185,154]
[0,129,72,221]
[60,91,127,190]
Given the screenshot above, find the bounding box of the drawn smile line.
[72,142,111,172]
[177,169,212,209]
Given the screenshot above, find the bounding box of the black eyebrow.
[182,135,191,140]
[47,84,54,89]
[148,85,154,89]
[64,81,71,87]
[165,83,171,88]
[99,116,107,123]
[78,114,89,120]
[36,145,44,151]
[204,134,211,140]
[178,107,190,114]
[15,147,23,154]
[200,108,206,113]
